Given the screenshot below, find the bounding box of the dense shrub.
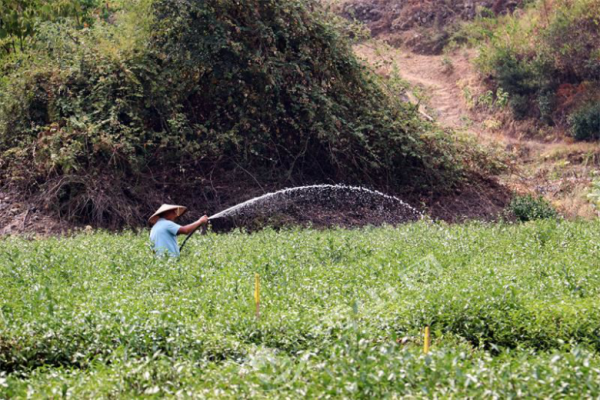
[508,194,558,222]
[0,0,498,227]
[0,0,109,63]
[569,102,600,141]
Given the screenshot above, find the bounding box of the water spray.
[179,184,422,253]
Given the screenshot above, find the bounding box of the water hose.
[179,217,213,253]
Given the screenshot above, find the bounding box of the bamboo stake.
[424,326,431,354]
[254,273,260,318]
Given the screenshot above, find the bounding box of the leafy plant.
[496,87,509,108]
[478,90,495,109]
[569,102,600,141]
[508,194,559,222]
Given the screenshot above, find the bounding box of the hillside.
[342,0,600,219]
[0,0,503,233]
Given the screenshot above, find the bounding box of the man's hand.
[178,215,209,235]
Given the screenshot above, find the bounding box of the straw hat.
[149,204,187,225]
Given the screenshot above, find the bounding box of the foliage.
[569,102,600,141]
[0,0,497,227]
[0,0,104,55]
[2,221,600,396]
[508,193,559,222]
[472,0,600,130]
[448,13,503,48]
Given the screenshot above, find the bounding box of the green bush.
[569,102,600,141]
[508,194,559,222]
[0,0,498,227]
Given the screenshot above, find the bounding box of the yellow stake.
[254,273,260,317]
[424,326,431,354]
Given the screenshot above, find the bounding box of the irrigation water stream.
[179,184,422,252]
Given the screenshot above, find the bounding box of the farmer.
[149,204,209,257]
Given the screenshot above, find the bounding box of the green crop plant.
[2,221,600,397]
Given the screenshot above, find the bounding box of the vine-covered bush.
[0,0,499,227]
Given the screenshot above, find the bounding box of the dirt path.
[387,51,468,129]
[355,44,489,132]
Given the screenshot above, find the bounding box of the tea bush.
[2,221,600,396]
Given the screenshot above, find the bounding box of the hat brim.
[149,205,187,225]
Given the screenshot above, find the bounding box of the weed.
[462,86,475,110]
[441,56,454,75]
[478,90,495,109]
[483,118,502,131]
[496,87,510,108]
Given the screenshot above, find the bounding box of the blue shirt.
[150,218,181,257]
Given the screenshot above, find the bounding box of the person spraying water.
[149,204,209,257]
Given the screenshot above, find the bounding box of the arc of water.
[209,184,421,220]
[179,184,422,253]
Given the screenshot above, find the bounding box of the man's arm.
[178,215,209,235]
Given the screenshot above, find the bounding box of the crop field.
[2,221,600,398]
